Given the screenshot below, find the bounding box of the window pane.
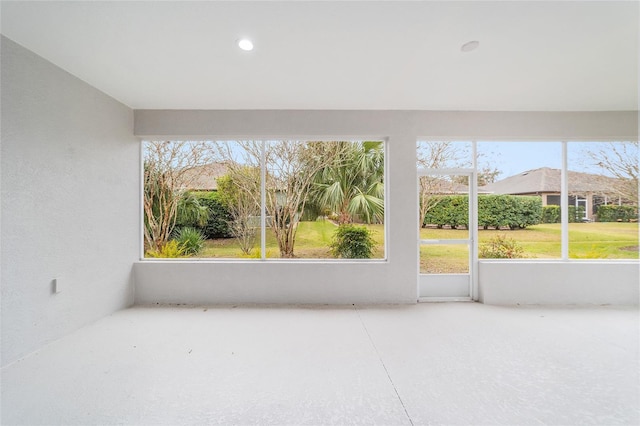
[416,141,472,169]
[262,140,385,259]
[420,174,470,240]
[143,140,385,260]
[143,140,262,259]
[420,244,469,274]
[477,142,561,259]
[567,142,639,260]
[205,141,262,258]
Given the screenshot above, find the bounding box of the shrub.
[568,206,585,223]
[513,196,543,229]
[423,196,452,228]
[479,235,525,259]
[541,206,561,223]
[175,191,228,238]
[571,245,608,259]
[173,227,205,256]
[330,224,376,259]
[596,205,638,222]
[146,240,186,258]
[200,192,233,238]
[424,195,542,229]
[175,192,209,229]
[191,191,233,239]
[541,205,587,223]
[239,249,277,259]
[448,195,468,229]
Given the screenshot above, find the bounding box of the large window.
[143,140,385,260]
[417,140,638,264]
[567,142,639,259]
[417,141,473,273]
[477,141,562,260]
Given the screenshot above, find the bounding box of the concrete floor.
[1,303,638,425]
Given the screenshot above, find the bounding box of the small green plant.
[146,240,186,258]
[330,224,376,259]
[174,227,206,256]
[239,249,276,259]
[479,234,525,259]
[571,245,608,259]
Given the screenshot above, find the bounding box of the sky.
[474,142,635,179]
[148,140,637,181]
[478,141,562,178]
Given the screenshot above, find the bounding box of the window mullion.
[260,140,267,260]
[561,141,569,260]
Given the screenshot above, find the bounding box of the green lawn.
[200,219,385,259]
[420,222,639,273]
[197,221,637,268]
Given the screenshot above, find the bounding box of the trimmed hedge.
[423,195,542,229]
[541,205,560,223]
[423,196,469,229]
[596,205,638,222]
[541,205,586,223]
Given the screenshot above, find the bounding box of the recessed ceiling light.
[238,39,254,51]
[461,40,480,52]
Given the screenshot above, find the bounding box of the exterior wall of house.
[542,193,560,206]
[585,194,593,220]
[545,193,596,220]
[134,109,638,306]
[1,37,139,366]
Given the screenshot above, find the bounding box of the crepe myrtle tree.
[264,141,346,258]
[143,141,215,252]
[216,168,261,255]
[417,141,468,229]
[216,140,346,258]
[583,141,639,206]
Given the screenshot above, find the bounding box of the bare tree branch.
[143,141,217,252]
[583,142,638,205]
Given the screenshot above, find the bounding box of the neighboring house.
[481,167,626,221]
[179,162,229,191]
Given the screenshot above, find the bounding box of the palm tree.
[311,141,384,224]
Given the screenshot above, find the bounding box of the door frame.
[417,168,478,302]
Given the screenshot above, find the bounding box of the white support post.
[261,140,267,260]
[471,141,479,301]
[139,141,145,260]
[561,141,569,260]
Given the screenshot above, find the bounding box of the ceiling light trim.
[461,40,480,53]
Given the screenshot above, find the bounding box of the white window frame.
[419,140,638,263]
[140,138,389,262]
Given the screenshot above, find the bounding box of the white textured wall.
[2,38,637,364]
[478,261,639,305]
[1,37,139,366]
[133,110,638,305]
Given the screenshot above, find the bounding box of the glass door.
[418,169,476,300]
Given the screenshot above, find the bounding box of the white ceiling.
[1,1,638,111]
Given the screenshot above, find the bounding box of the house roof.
[180,163,229,191]
[481,167,621,196]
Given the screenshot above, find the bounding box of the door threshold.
[418,297,473,303]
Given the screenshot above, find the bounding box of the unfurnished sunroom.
[1,1,638,425]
